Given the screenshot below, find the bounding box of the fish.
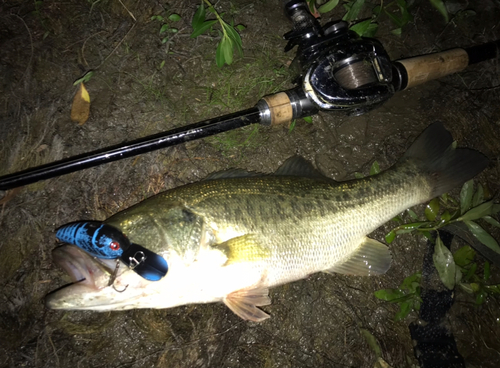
[46,123,488,322]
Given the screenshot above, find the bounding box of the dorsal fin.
[204,156,335,182]
[275,156,335,182]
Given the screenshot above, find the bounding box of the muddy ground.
[1,0,500,367]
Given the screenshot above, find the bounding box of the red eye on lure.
[110,241,121,251]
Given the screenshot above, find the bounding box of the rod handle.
[394,48,469,90]
[260,92,294,126]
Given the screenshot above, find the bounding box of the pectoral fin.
[223,287,271,322]
[215,234,270,265]
[325,237,392,276]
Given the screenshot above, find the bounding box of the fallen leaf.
[71,83,90,125]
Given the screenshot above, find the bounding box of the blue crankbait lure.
[56,221,168,281]
[56,221,127,259]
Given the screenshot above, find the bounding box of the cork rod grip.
[262,92,293,126]
[395,48,469,90]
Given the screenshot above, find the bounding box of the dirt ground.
[1,0,500,367]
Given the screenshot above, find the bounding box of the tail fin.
[403,123,489,198]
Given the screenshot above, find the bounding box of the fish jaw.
[46,245,267,312]
[46,245,156,311]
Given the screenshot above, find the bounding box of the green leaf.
[458,200,495,222]
[455,268,463,285]
[168,13,181,22]
[401,273,421,292]
[485,284,500,294]
[360,329,382,358]
[396,0,413,24]
[475,290,485,305]
[160,24,169,34]
[350,19,373,37]
[370,161,380,176]
[318,0,339,13]
[303,116,312,123]
[224,23,243,56]
[235,24,246,31]
[391,28,402,36]
[288,119,296,134]
[192,2,206,29]
[429,0,449,23]
[222,37,233,65]
[464,220,500,254]
[433,235,456,290]
[73,71,94,85]
[407,209,419,221]
[425,198,440,221]
[385,230,396,244]
[190,19,217,38]
[395,222,432,235]
[459,283,474,294]
[460,179,474,214]
[392,215,403,224]
[363,22,379,38]
[216,40,225,67]
[470,282,481,292]
[453,245,475,268]
[464,262,477,282]
[441,210,451,222]
[483,216,500,228]
[394,301,412,321]
[472,183,484,207]
[343,0,365,21]
[484,261,491,281]
[354,172,364,179]
[374,288,405,301]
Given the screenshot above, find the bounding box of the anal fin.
[325,237,392,276]
[223,287,271,322]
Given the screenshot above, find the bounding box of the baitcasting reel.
[283,0,394,116]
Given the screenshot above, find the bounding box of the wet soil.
[1,0,500,367]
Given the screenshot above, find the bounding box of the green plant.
[375,178,500,320]
[191,0,245,67]
[307,0,449,37]
[385,180,500,253]
[453,245,500,305]
[151,13,182,45]
[374,272,422,321]
[289,116,313,133]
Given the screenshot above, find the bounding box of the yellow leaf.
[71,83,90,125]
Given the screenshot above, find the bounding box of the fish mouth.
[46,245,132,310]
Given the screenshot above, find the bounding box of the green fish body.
[46,123,488,321]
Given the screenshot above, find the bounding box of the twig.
[96,23,136,70]
[11,14,33,83]
[118,0,136,21]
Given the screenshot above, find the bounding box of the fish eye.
[109,241,121,251]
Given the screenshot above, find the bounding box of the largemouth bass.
[46,123,488,321]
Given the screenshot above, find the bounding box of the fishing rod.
[0,0,499,192]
